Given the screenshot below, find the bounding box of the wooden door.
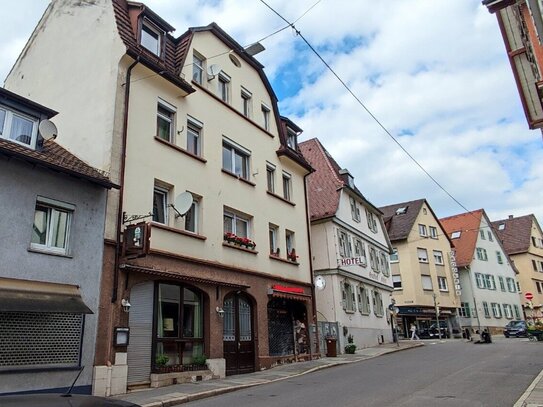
[223,294,255,375]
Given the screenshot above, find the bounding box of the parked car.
[419,322,450,339]
[504,320,528,338]
[0,394,140,406]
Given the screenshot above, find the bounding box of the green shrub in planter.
[192,355,207,366]
[155,354,169,367]
[344,334,357,354]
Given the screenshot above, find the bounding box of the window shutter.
[341,284,347,310]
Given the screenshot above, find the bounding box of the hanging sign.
[448,250,461,296]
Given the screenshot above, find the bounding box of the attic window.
[451,231,461,239]
[140,20,163,56]
[0,105,38,149]
[395,207,407,215]
[286,128,297,150]
[498,223,505,230]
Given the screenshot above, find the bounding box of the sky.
[1,0,542,224]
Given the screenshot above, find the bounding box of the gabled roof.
[492,214,537,255]
[379,199,426,241]
[299,138,377,221]
[440,210,484,267]
[0,138,116,189]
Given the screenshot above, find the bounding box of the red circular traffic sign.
[525,292,534,300]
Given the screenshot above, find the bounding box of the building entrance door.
[223,293,254,375]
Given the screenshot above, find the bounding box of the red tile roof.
[299,138,342,220]
[440,210,483,267]
[0,138,116,189]
[492,214,536,255]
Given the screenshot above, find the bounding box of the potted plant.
[344,334,357,354]
[155,354,169,372]
[288,248,298,262]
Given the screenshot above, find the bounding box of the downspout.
[303,171,320,359]
[112,57,139,304]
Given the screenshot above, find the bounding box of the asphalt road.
[187,338,543,407]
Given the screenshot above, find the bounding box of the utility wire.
[257,0,484,225]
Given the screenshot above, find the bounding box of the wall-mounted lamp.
[114,327,130,347]
[216,306,225,318]
[121,298,131,313]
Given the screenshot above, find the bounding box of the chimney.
[508,215,513,219]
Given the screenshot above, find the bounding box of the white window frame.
[358,286,370,314]
[475,273,484,288]
[506,277,516,293]
[381,252,390,276]
[498,276,506,291]
[286,230,295,258]
[390,248,399,263]
[433,250,444,265]
[482,301,490,318]
[266,163,275,193]
[480,230,486,240]
[223,208,251,238]
[193,53,204,84]
[353,238,366,262]
[503,304,513,319]
[417,248,428,263]
[429,226,438,239]
[269,224,278,255]
[476,247,488,261]
[30,197,74,255]
[418,224,427,237]
[261,104,271,131]
[487,231,493,241]
[156,99,176,142]
[282,171,292,201]
[373,290,384,317]
[366,209,378,233]
[495,251,503,264]
[152,186,169,225]
[392,275,402,290]
[286,128,297,150]
[183,196,200,234]
[0,105,39,148]
[369,246,378,271]
[222,139,251,180]
[186,116,203,156]
[349,196,361,222]
[438,276,448,292]
[344,283,356,313]
[218,72,231,103]
[421,275,433,291]
[338,230,351,258]
[459,302,471,318]
[241,87,252,118]
[140,19,162,56]
[451,231,461,239]
[491,302,502,318]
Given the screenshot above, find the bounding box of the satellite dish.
[173,191,193,216]
[207,64,221,80]
[38,120,58,140]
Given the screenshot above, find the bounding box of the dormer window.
[0,105,38,148]
[140,20,163,56]
[287,128,297,149]
[395,207,407,215]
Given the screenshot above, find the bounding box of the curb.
[140,343,424,407]
[514,368,543,407]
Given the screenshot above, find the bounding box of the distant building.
[0,88,114,394]
[5,0,315,394]
[483,0,543,134]
[441,209,523,335]
[380,199,460,339]
[492,214,543,321]
[300,138,393,352]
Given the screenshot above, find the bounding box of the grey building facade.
[0,88,114,394]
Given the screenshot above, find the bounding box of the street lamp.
[388,298,400,347]
[432,293,442,341]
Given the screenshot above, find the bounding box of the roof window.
[451,231,461,239]
[140,19,163,56]
[395,207,408,215]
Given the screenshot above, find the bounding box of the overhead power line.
[257,0,483,224]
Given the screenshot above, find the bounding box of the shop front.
[396,306,459,339]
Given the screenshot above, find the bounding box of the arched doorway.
[223,292,255,375]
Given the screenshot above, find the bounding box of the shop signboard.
[448,250,461,296]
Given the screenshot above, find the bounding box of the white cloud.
[1,0,541,224]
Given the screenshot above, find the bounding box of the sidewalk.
[114,341,423,407]
[515,368,543,407]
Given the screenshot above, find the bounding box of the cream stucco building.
[6,0,316,394]
[493,214,543,322]
[380,199,460,339]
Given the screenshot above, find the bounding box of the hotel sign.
[448,251,461,296]
[337,256,367,267]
